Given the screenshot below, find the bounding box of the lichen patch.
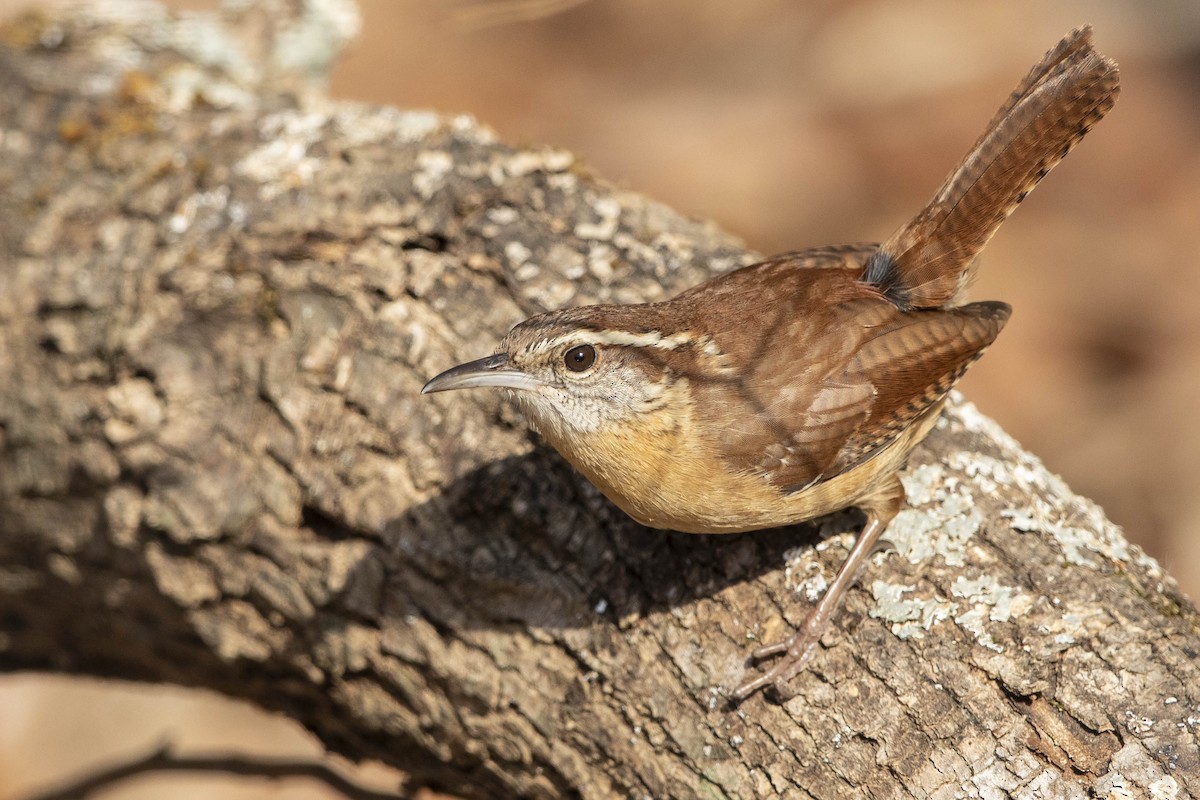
[868,580,957,640]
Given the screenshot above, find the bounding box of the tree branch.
[0,3,1197,798]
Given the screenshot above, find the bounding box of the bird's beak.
[421,353,541,394]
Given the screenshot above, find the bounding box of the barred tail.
[864,25,1120,310]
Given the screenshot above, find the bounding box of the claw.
[732,631,821,701]
[750,640,788,659]
[730,503,897,702]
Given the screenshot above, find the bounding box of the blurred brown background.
[2,1,1198,797]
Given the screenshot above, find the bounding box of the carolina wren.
[423,27,1119,700]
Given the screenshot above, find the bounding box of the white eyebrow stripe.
[590,330,696,349]
[527,328,698,354]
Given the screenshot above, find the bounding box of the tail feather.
[864,25,1120,310]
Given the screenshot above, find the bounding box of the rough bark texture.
[1,4,1198,798]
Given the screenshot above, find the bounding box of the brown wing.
[683,265,885,489]
[828,301,1010,474]
[682,259,1008,492]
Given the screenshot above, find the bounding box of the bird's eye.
[564,344,597,372]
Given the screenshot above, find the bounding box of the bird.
[422,26,1120,700]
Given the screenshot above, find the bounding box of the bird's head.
[422,305,697,443]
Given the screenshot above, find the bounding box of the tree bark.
[1,4,1197,798]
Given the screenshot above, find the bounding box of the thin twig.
[19,742,408,800]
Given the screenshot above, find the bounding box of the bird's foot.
[731,620,823,702]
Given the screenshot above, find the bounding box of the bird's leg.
[732,476,904,701]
